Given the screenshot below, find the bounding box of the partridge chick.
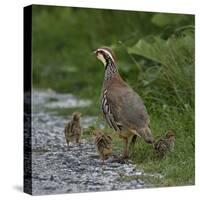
[154,130,175,158]
[92,129,112,164]
[94,47,154,159]
[64,112,82,147]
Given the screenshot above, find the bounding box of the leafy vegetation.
[32,5,195,187]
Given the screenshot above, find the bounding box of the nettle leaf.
[138,65,163,87]
[127,37,169,66]
[127,32,194,69]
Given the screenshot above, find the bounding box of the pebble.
[137,179,145,185]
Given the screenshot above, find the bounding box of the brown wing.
[107,85,150,131]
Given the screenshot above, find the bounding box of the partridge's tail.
[137,126,154,144]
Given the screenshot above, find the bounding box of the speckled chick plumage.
[154,130,175,158]
[93,129,112,163]
[64,112,82,146]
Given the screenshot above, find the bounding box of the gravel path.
[30,90,150,195]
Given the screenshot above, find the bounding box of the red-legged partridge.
[94,47,154,159]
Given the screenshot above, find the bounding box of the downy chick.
[64,112,82,147]
[154,130,175,158]
[92,129,112,164]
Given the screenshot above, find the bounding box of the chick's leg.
[132,134,137,142]
[102,157,105,166]
[76,135,81,145]
[122,137,129,159]
[129,135,137,157]
[131,135,137,147]
[66,139,70,149]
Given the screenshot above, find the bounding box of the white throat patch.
[97,53,106,66]
[97,48,115,65]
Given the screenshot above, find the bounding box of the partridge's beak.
[93,50,97,55]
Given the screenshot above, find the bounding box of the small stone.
[44,186,57,191]
[135,184,143,189]
[137,179,145,185]
[109,163,121,168]
[50,175,54,181]
[130,180,138,186]
[135,171,143,176]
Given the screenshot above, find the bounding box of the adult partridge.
[64,112,82,147]
[154,130,175,158]
[94,47,154,158]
